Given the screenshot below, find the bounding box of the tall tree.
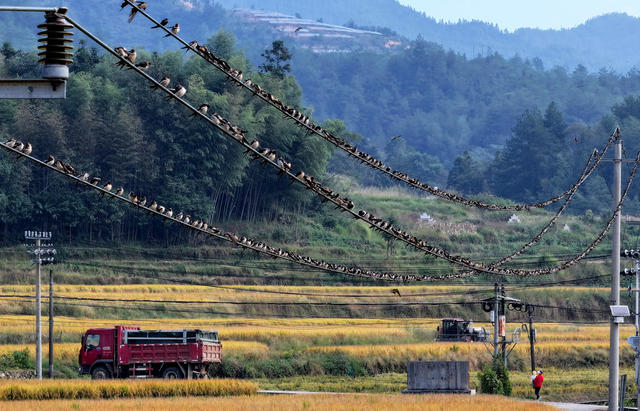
[259,40,292,79]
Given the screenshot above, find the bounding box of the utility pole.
[493,283,499,360]
[23,231,55,381]
[501,284,507,368]
[609,130,622,411]
[48,268,53,379]
[527,305,536,373]
[634,259,640,410]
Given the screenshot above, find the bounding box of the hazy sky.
[398,0,640,31]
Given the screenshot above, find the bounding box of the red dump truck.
[78,326,222,379]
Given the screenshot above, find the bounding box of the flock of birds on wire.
[0,138,424,282]
[116,0,589,213]
[0,1,624,282]
[112,0,640,278]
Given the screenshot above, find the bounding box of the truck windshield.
[86,334,100,348]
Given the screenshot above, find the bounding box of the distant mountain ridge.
[211,0,640,73]
[2,0,640,72]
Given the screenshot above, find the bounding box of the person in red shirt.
[533,370,544,400]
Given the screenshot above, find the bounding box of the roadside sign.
[627,336,640,348]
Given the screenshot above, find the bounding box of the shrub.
[477,361,511,396]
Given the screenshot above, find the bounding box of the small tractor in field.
[435,318,489,342]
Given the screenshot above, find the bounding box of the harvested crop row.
[0,379,257,401]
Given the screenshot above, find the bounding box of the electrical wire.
[120,0,612,212]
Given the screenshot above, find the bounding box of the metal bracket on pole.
[0,80,66,99]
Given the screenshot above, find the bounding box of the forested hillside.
[3,1,640,246]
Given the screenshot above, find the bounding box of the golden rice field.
[0,379,256,401]
[0,340,270,362]
[0,283,627,403]
[0,283,610,303]
[0,393,555,411]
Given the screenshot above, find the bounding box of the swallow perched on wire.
[115,187,124,196]
[134,61,151,71]
[164,23,180,37]
[44,155,55,166]
[190,103,210,118]
[14,141,24,151]
[63,162,77,175]
[182,40,198,51]
[128,2,147,23]
[167,84,186,99]
[54,160,65,172]
[21,142,32,155]
[151,18,169,29]
[100,181,112,197]
[3,138,17,148]
[116,49,136,68]
[151,76,170,90]
[165,208,173,218]
[114,46,128,57]
[89,177,101,185]
[120,0,130,9]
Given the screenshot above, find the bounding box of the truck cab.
[79,326,137,378]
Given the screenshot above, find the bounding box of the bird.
[168,85,186,99]
[116,49,136,68]
[391,135,402,141]
[44,155,55,166]
[391,289,401,296]
[190,103,210,118]
[151,18,169,29]
[151,76,170,90]
[137,196,147,207]
[115,187,124,196]
[184,215,191,224]
[54,160,65,172]
[157,205,165,214]
[295,27,303,33]
[79,172,89,181]
[295,170,305,180]
[3,138,17,148]
[148,201,158,211]
[266,150,277,162]
[573,136,579,143]
[63,163,77,175]
[175,211,184,221]
[128,2,147,23]
[21,142,32,155]
[135,61,151,71]
[182,40,199,51]
[14,141,24,151]
[128,192,137,202]
[165,208,173,218]
[114,46,128,58]
[120,0,130,9]
[164,24,180,37]
[103,181,112,192]
[90,177,101,185]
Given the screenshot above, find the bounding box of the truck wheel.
[91,366,111,380]
[162,366,183,379]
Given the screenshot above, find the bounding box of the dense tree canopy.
[0,34,332,243]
